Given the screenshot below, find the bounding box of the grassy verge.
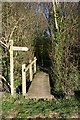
[2,92,79,119]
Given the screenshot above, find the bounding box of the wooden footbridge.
[0,40,53,99]
[22,57,53,100]
[26,72,53,100]
[0,40,53,100]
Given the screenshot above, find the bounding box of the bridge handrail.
[22,57,37,96]
[25,57,37,72]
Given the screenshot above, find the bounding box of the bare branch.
[9,26,17,40]
[0,40,8,49]
[0,75,11,88]
[8,17,25,41]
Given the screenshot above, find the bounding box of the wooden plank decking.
[25,71,54,100]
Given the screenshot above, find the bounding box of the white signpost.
[9,40,28,96]
[13,46,28,51]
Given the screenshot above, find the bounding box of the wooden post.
[29,60,33,81]
[34,57,36,74]
[9,39,28,96]
[22,64,26,96]
[9,40,14,95]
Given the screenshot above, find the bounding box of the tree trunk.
[52,0,59,31]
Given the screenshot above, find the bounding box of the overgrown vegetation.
[49,2,80,96]
[1,2,48,90]
[2,93,79,119]
[0,2,80,119]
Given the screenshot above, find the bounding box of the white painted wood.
[22,64,26,96]
[13,46,28,51]
[9,40,14,96]
[30,58,37,66]
[22,57,37,95]
[29,60,33,82]
[9,39,28,96]
[25,65,29,72]
[34,57,36,73]
[25,57,37,72]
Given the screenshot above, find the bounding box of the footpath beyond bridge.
[22,57,53,100]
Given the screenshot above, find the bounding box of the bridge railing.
[22,57,37,96]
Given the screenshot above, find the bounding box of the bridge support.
[29,60,33,82]
[22,64,26,96]
[34,57,37,74]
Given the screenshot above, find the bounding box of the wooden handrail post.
[34,57,37,74]
[22,64,26,96]
[9,40,14,96]
[29,60,33,81]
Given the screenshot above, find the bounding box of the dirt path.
[26,71,53,100]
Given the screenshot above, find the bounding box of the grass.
[2,92,79,119]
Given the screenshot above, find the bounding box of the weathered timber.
[9,40,14,95]
[22,64,26,96]
[13,46,28,51]
[9,40,28,96]
[25,71,54,100]
[29,60,33,82]
[22,57,37,96]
